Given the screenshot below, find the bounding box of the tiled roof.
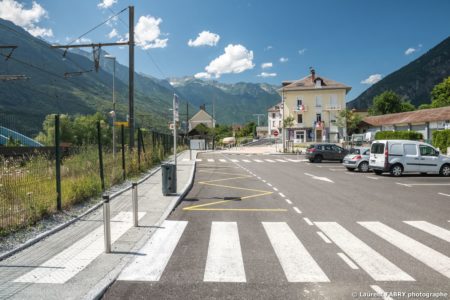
[363,106,450,126]
[280,75,351,92]
[267,102,282,112]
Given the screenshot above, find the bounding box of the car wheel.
[440,164,450,177]
[358,161,369,173]
[346,167,354,172]
[374,170,383,175]
[390,164,403,177]
[314,155,322,163]
[339,159,343,163]
[309,159,314,163]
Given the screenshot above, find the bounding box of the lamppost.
[105,55,116,158]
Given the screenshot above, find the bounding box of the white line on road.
[304,173,334,183]
[337,252,359,269]
[117,220,187,281]
[16,212,146,284]
[207,159,215,162]
[182,158,189,162]
[273,187,278,191]
[279,192,286,198]
[219,159,227,163]
[397,182,450,187]
[257,177,261,180]
[262,222,329,282]
[254,159,263,163]
[196,159,202,162]
[204,222,246,282]
[329,169,346,171]
[303,218,314,226]
[370,285,395,300]
[293,207,301,214]
[315,222,413,281]
[317,232,331,244]
[403,221,450,242]
[276,159,287,162]
[242,159,251,163]
[267,183,272,187]
[264,159,275,163]
[262,180,266,183]
[287,159,308,162]
[285,199,292,205]
[438,192,450,197]
[367,176,379,180]
[359,221,450,279]
[231,159,239,163]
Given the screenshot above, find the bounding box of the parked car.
[343,147,370,172]
[306,144,348,163]
[369,140,450,177]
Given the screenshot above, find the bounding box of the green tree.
[72,113,111,146]
[336,109,363,135]
[418,103,432,110]
[36,114,74,146]
[368,91,415,115]
[6,136,21,147]
[430,76,450,108]
[283,116,295,129]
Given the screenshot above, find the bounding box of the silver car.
[342,147,370,172]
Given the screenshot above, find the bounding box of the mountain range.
[348,36,450,109]
[0,19,280,136]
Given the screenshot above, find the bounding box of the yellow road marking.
[199,175,252,183]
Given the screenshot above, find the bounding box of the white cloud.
[257,72,277,78]
[0,0,53,38]
[261,62,273,69]
[188,31,220,47]
[405,47,416,55]
[279,57,288,63]
[298,48,307,55]
[264,45,273,51]
[361,74,382,85]
[107,28,118,39]
[97,0,117,9]
[200,44,254,78]
[135,15,168,49]
[194,72,211,79]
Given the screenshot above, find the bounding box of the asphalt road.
[103,152,450,300]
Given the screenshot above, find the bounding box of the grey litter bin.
[162,163,177,195]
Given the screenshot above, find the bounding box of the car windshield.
[350,148,361,154]
[371,143,385,154]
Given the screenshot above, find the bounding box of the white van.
[369,140,450,177]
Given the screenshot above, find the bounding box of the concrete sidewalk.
[0,150,198,300]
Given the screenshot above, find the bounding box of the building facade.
[279,68,351,143]
[267,102,282,136]
[188,106,216,132]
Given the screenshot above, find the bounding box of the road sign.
[273,130,279,137]
[114,121,128,127]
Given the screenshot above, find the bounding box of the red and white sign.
[273,130,279,137]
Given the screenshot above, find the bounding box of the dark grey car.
[306,144,348,163]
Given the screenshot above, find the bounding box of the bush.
[374,131,423,140]
[432,130,450,154]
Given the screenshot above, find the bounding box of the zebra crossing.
[118,219,450,283]
[182,157,309,164]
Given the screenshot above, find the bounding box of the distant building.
[188,105,216,132]
[256,126,269,138]
[360,106,450,142]
[267,102,282,136]
[279,68,351,143]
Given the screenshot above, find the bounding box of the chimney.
[310,67,315,81]
[200,104,205,111]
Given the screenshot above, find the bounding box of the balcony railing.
[292,105,308,112]
[323,105,342,111]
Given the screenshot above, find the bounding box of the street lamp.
[104,55,116,158]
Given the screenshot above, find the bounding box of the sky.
[1,0,450,100]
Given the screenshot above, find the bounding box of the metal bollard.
[132,182,138,227]
[103,195,111,253]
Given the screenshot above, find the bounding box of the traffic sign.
[273,131,279,137]
[114,121,128,127]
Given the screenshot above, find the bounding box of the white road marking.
[262,222,329,282]
[329,168,346,171]
[207,159,215,162]
[273,187,278,191]
[219,159,227,163]
[317,231,332,244]
[262,180,267,183]
[403,221,450,242]
[304,173,334,183]
[117,220,187,281]
[438,192,450,197]
[264,159,275,163]
[257,177,261,180]
[279,192,285,198]
[15,212,145,284]
[397,183,450,187]
[337,253,359,269]
[267,183,272,187]
[287,159,308,162]
[242,159,251,163]
[367,176,379,180]
[315,222,413,281]
[196,159,202,162]
[293,207,301,214]
[254,159,263,163]
[303,218,314,226]
[204,222,246,282]
[231,159,239,163]
[276,159,287,163]
[285,199,292,205]
[182,158,189,162]
[370,285,395,300]
[359,221,450,279]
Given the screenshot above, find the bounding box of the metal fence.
[0,113,185,235]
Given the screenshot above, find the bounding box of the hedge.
[432,129,450,154]
[374,131,423,141]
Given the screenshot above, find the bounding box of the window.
[332,145,343,152]
[404,144,417,156]
[297,114,303,124]
[315,79,322,88]
[324,145,332,151]
[297,99,303,106]
[330,94,337,107]
[278,120,282,127]
[390,144,402,155]
[363,149,370,155]
[272,113,275,118]
[350,148,361,154]
[272,121,275,127]
[371,143,385,154]
[419,145,437,156]
[315,96,322,107]
[316,113,322,122]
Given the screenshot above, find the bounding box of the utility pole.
[252,114,265,126]
[281,88,286,152]
[212,98,215,150]
[51,6,135,148]
[105,55,116,158]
